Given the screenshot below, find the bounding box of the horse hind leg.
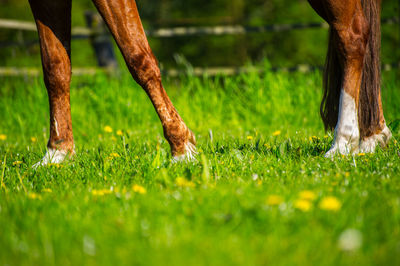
[358,0,392,153]
[92,0,196,161]
[29,0,74,167]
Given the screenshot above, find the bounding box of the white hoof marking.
[325,91,360,158]
[32,148,69,169]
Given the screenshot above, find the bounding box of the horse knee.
[336,12,369,61]
[125,50,162,89]
[41,49,71,90]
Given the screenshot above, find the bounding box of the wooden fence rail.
[0,17,398,38]
[1,62,399,77]
[0,16,399,76]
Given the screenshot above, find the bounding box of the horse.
[308,0,391,157]
[29,0,197,167]
[30,0,391,166]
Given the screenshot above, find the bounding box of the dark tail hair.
[358,0,381,138]
[320,27,342,132]
[320,0,381,138]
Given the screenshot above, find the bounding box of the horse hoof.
[359,125,392,153]
[324,138,359,158]
[32,148,70,169]
[172,141,197,163]
[324,146,350,158]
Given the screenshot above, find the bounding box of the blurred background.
[0,0,399,74]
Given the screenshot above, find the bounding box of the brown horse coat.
[29,0,196,166]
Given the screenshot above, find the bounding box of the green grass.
[0,69,400,265]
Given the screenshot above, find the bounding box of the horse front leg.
[92,0,196,161]
[310,0,391,157]
[324,1,367,157]
[29,0,75,167]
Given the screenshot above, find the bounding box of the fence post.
[84,11,118,69]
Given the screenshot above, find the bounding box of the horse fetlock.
[164,125,197,158]
[48,137,74,154]
[171,141,197,163]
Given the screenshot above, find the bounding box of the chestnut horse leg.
[325,1,365,157]
[29,0,75,167]
[308,0,389,157]
[92,0,196,161]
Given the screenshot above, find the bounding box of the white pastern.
[172,142,197,163]
[359,124,392,153]
[32,148,69,169]
[325,91,360,158]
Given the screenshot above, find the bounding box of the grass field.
[0,69,400,265]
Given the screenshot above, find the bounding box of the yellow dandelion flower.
[324,135,329,138]
[0,134,6,141]
[272,130,281,136]
[299,190,316,201]
[175,177,195,188]
[247,136,253,140]
[12,161,23,166]
[132,184,147,194]
[101,189,112,195]
[28,192,42,200]
[92,189,112,196]
[345,172,350,177]
[266,195,283,206]
[31,137,37,142]
[319,196,341,211]
[294,199,312,212]
[116,130,123,136]
[358,153,365,156]
[109,152,120,158]
[48,163,63,168]
[42,188,52,193]
[104,126,113,133]
[92,189,104,196]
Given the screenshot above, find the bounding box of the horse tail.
[320,0,381,138]
[358,0,381,138]
[320,27,342,132]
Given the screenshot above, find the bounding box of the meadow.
[0,68,399,265]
